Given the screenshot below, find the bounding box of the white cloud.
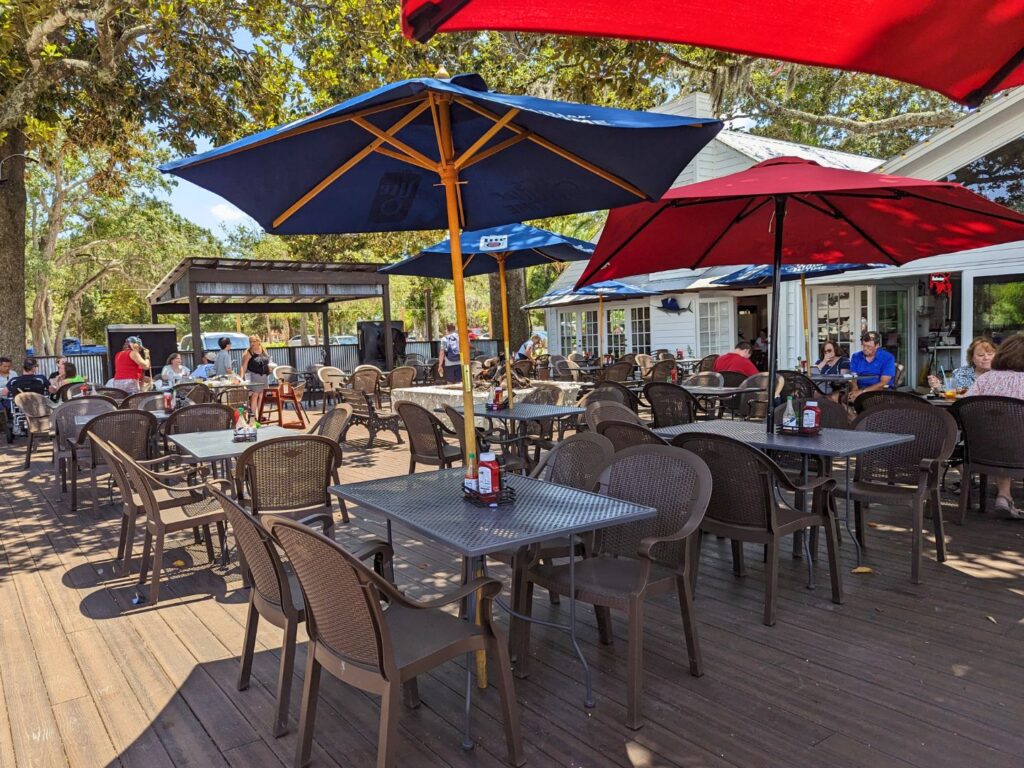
[210,202,246,221]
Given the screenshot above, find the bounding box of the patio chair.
[52,397,116,492]
[512,359,534,379]
[735,372,776,421]
[601,361,632,383]
[643,382,699,428]
[852,388,923,414]
[174,382,215,404]
[110,441,227,604]
[381,367,417,404]
[443,404,526,474]
[682,371,724,387]
[697,354,719,372]
[519,384,566,460]
[779,370,826,400]
[120,391,166,412]
[641,358,675,383]
[671,433,843,626]
[585,401,643,433]
[56,381,87,401]
[316,366,346,412]
[524,445,711,729]
[617,352,637,366]
[567,352,588,364]
[93,386,131,403]
[352,365,384,407]
[268,517,524,768]
[208,484,393,738]
[309,404,353,444]
[217,386,250,408]
[634,353,653,378]
[396,401,460,472]
[953,396,1024,525]
[74,409,158,511]
[338,389,402,448]
[234,435,344,533]
[551,358,579,381]
[162,403,234,454]
[13,392,52,469]
[579,380,642,412]
[596,420,669,452]
[842,401,958,583]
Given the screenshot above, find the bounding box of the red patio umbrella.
[401,0,1024,107]
[574,156,1024,430]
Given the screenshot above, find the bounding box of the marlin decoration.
[657,296,692,313]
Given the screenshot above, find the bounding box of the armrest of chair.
[297,512,335,533]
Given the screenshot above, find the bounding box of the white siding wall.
[650,297,699,355]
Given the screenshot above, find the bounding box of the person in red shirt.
[713,341,759,377]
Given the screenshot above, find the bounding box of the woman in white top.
[160,352,190,385]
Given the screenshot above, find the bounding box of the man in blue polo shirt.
[848,331,896,402]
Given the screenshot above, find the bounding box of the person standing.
[848,331,896,401]
[111,336,150,394]
[214,336,234,377]
[241,334,274,413]
[517,333,543,361]
[438,323,461,384]
[712,341,759,377]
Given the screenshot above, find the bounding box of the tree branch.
[752,95,961,135]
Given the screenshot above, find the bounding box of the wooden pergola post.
[382,279,394,370]
[321,306,331,365]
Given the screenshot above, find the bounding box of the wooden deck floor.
[1,423,1023,768]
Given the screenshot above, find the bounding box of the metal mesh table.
[168,426,294,462]
[331,468,655,707]
[455,403,584,423]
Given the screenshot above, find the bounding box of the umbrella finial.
[434,65,451,79]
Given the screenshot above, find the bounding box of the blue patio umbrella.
[523,280,659,356]
[160,71,722,508]
[381,222,594,399]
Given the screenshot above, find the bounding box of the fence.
[28,340,503,384]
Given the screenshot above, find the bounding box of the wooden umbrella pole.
[598,292,604,357]
[497,253,516,406]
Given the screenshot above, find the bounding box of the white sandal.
[995,495,1024,519]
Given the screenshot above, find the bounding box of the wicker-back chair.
[551,358,580,381]
[670,433,843,626]
[52,397,116,493]
[75,409,158,511]
[697,354,719,372]
[317,365,347,412]
[13,392,52,469]
[567,352,588,364]
[952,396,1024,524]
[217,386,250,408]
[617,352,636,366]
[310,404,353,444]
[585,401,643,432]
[211,484,388,737]
[120,391,166,412]
[737,372,783,421]
[520,383,562,406]
[718,370,747,388]
[174,382,215,404]
[442,404,525,474]
[779,370,824,400]
[601,361,632,383]
[846,401,958,583]
[385,365,417,391]
[524,445,711,728]
[93,386,130,403]
[512,359,534,379]
[852,388,923,413]
[109,440,226,604]
[396,401,461,472]
[683,371,724,387]
[57,381,87,401]
[268,517,523,768]
[596,420,669,452]
[162,403,234,454]
[235,435,344,531]
[643,382,699,428]
[643,359,676,383]
[579,380,642,412]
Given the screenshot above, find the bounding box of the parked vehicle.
[25,337,107,356]
[288,334,320,346]
[330,335,358,345]
[179,332,251,352]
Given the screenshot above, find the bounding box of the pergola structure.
[147,257,393,368]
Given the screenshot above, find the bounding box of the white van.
[179,332,251,352]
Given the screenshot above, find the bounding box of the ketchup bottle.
[800,400,821,435]
[477,452,501,503]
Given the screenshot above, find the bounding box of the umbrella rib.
[373,145,436,171]
[353,116,439,171]
[454,108,521,170]
[451,96,648,199]
[816,194,901,265]
[896,189,1024,225]
[272,100,433,229]
[460,133,530,169]
[691,197,769,269]
[179,95,428,169]
[789,194,840,219]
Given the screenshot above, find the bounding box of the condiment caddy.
[777,396,821,436]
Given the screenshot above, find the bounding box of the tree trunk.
[0,128,27,358]
[488,270,529,358]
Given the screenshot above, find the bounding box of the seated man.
[6,358,49,398]
[191,351,218,380]
[712,341,759,378]
[848,331,896,401]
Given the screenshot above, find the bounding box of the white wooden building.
[539,89,1024,387]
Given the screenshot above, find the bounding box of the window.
[945,134,1024,213]
[698,298,733,355]
[630,306,651,354]
[581,310,599,356]
[557,311,577,354]
[606,308,626,357]
[974,273,1024,339]
[815,290,853,348]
